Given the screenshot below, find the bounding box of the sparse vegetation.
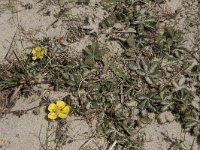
[0,0,200,149]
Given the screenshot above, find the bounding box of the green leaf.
[193,126,200,136]
[141,59,148,72]
[99,14,117,29]
[144,76,153,85]
[83,43,107,67]
[191,65,200,74]
[128,61,138,71]
[126,35,136,48]
[149,61,159,74]
[139,115,152,124]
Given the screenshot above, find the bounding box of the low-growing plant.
[0,0,199,149]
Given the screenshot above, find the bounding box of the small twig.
[46,19,59,31]
[120,85,124,104]
[191,136,196,150]
[8,85,23,107]
[113,30,136,34]
[4,31,17,63]
[13,49,30,78]
[0,105,42,115]
[39,125,47,150]
[108,140,117,150]
[79,138,94,150]
[77,77,86,98]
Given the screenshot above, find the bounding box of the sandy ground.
[0,91,103,150]
[0,0,199,150]
[0,0,94,149]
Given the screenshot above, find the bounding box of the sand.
[0,0,199,150]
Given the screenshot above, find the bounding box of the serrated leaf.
[138,100,147,110]
[193,126,200,136]
[185,122,197,128]
[124,48,136,57]
[144,76,153,85]
[66,80,76,86]
[141,59,148,72]
[178,76,186,86]
[139,116,152,124]
[102,54,111,73]
[111,64,128,81]
[84,57,96,67]
[126,35,136,48]
[100,0,115,9]
[138,95,149,100]
[161,104,172,112]
[149,61,158,74]
[191,65,200,74]
[125,101,137,107]
[129,62,138,71]
[147,102,157,112]
[136,69,146,76]
[99,14,117,29]
[83,43,107,67]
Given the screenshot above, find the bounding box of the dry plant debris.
[0,0,200,149]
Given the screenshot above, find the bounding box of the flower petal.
[32,49,36,54]
[40,50,44,55]
[32,56,37,60]
[58,112,67,119]
[48,112,57,120]
[35,47,41,51]
[56,100,66,109]
[48,103,56,112]
[39,55,43,59]
[61,105,71,114]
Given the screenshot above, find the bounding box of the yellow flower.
[48,100,71,120]
[32,46,44,60]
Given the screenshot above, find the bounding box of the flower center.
[55,108,61,114]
